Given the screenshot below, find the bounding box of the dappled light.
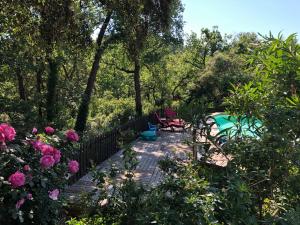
[1,1,300,224]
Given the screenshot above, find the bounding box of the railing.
[70,113,155,183]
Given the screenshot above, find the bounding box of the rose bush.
[68,160,79,174]
[65,130,80,142]
[44,126,55,135]
[0,124,80,224]
[0,123,16,144]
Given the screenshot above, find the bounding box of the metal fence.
[70,113,154,183]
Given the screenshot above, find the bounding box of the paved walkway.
[65,131,191,201]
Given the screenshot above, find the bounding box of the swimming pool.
[212,114,262,138]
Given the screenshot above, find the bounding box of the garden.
[1,0,300,224]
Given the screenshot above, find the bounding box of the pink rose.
[68,160,79,174]
[27,193,33,200]
[32,140,44,151]
[32,127,38,135]
[0,123,16,142]
[40,144,61,164]
[53,149,61,163]
[65,130,79,142]
[48,189,59,200]
[8,171,25,188]
[23,165,31,171]
[16,198,25,209]
[40,155,55,169]
[0,127,5,143]
[40,144,55,155]
[44,126,55,135]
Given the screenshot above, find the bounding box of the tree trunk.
[74,12,112,132]
[16,69,26,101]
[36,65,44,118]
[133,58,143,116]
[46,57,59,122]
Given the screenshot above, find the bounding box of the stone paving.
[64,131,191,200]
[64,120,232,203]
[134,131,191,186]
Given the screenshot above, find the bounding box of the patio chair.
[164,107,177,119]
[155,112,186,131]
[148,122,158,131]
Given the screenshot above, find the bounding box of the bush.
[0,124,80,224]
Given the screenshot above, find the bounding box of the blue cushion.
[148,122,158,131]
[140,130,157,141]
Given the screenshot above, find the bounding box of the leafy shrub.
[222,34,300,223]
[0,124,80,224]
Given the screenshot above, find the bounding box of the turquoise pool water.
[212,114,262,138]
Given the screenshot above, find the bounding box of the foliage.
[0,124,80,224]
[0,0,186,133]
[185,27,225,69]
[66,148,219,225]
[65,149,267,224]
[2,0,300,224]
[88,95,135,132]
[222,34,300,223]
[189,51,252,109]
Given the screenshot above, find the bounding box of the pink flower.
[0,127,5,143]
[8,171,25,188]
[65,130,79,142]
[32,127,38,135]
[68,160,79,174]
[23,165,31,171]
[40,144,61,164]
[48,189,59,200]
[53,149,61,163]
[27,193,33,200]
[0,123,16,142]
[44,126,55,135]
[40,144,55,155]
[32,140,44,151]
[16,198,25,209]
[40,155,55,169]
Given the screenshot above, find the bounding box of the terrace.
[65,113,230,203]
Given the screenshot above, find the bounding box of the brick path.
[64,131,191,201]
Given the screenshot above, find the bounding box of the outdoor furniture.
[148,122,158,131]
[140,130,157,141]
[164,107,177,119]
[155,112,186,131]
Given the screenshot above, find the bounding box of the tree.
[0,0,100,130]
[37,0,78,122]
[231,32,260,54]
[74,9,112,132]
[113,0,183,116]
[185,26,224,69]
[74,0,183,132]
[188,51,251,109]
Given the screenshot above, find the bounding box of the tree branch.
[184,59,203,69]
[171,73,194,97]
[102,61,135,73]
